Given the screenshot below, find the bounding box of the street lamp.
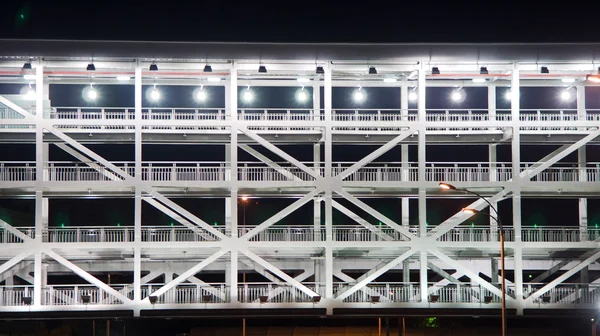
[440,182,506,336]
[241,197,248,226]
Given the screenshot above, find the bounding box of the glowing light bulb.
[451,90,463,102]
[87,89,98,100]
[353,89,366,102]
[296,90,308,102]
[242,89,254,103]
[25,88,36,100]
[560,90,571,101]
[408,91,418,101]
[150,88,161,101]
[196,90,207,102]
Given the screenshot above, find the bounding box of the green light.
[170,222,174,227]
[213,222,218,226]
[529,274,532,278]
[20,14,24,19]
[533,223,537,228]
[471,222,475,227]
[117,223,121,227]
[378,221,382,226]
[595,223,598,228]
[60,223,65,228]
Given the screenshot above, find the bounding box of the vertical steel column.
[578,85,588,241]
[417,62,428,303]
[228,64,239,303]
[579,146,588,241]
[33,64,44,307]
[324,63,334,300]
[314,81,322,235]
[133,66,143,309]
[489,82,497,127]
[511,63,524,318]
[489,144,498,240]
[400,82,409,226]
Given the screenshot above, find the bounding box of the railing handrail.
[10,225,595,231]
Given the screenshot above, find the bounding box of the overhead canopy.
[2,39,600,63]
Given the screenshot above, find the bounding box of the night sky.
[0,1,598,43]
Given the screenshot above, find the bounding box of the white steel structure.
[0,40,600,319]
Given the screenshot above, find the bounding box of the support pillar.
[579,146,588,241]
[228,65,239,303]
[489,144,498,241]
[488,82,497,125]
[133,65,143,309]
[511,63,524,315]
[402,260,410,283]
[417,62,428,303]
[324,64,334,301]
[491,258,499,284]
[400,82,409,226]
[314,144,321,235]
[33,64,44,307]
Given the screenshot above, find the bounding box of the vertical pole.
[579,146,588,241]
[378,318,382,336]
[400,82,409,227]
[93,320,96,336]
[510,62,522,329]
[324,63,334,301]
[133,65,143,313]
[33,63,44,307]
[417,61,428,303]
[314,144,321,235]
[489,144,498,241]
[488,82,497,125]
[229,64,239,303]
[385,318,390,336]
[402,317,406,336]
[107,274,111,336]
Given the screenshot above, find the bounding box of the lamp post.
[439,182,506,336]
[241,196,248,226]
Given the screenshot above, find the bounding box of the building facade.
[0,40,599,318]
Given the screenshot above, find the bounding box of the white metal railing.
[0,107,593,126]
[5,225,598,243]
[1,283,600,306]
[340,283,421,303]
[3,161,599,183]
[524,284,600,304]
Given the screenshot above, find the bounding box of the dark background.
[0,1,598,43]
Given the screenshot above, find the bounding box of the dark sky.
[0,1,599,43]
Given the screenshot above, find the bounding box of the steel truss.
[0,51,599,318]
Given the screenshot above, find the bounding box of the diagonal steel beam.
[150,191,228,240]
[252,270,314,303]
[0,219,34,242]
[337,131,413,180]
[336,249,415,301]
[185,275,228,302]
[55,143,121,181]
[241,249,319,298]
[334,270,393,302]
[430,132,600,240]
[526,249,600,303]
[429,248,509,300]
[144,248,228,300]
[243,189,321,239]
[0,251,33,276]
[0,96,224,241]
[143,198,219,241]
[45,250,132,303]
[332,200,395,241]
[240,126,321,180]
[239,144,303,181]
[336,189,415,240]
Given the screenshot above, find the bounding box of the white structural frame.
[0,42,600,318]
